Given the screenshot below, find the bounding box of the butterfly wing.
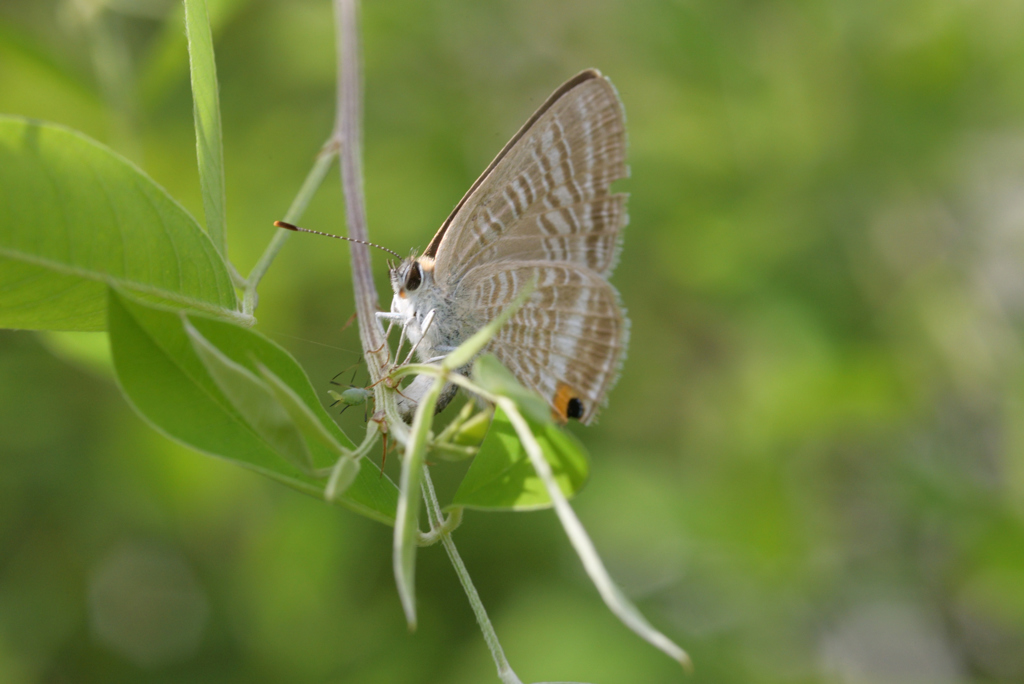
[427,70,628,281]
[456,261,628,424]
[425,70,630,421]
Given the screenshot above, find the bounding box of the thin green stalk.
[417,504,462,546]
[313,416,379,480]
[242,146,338,315]
[229,263,247,289]
[497,397,693,671]
[432,401,476,444]
[421,469,523,684]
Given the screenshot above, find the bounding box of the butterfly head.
[388,255,448,364]
[389,255,436,300]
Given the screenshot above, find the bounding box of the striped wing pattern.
[433,73,628,280]
[456,262,628,425]
[432,70,629,422]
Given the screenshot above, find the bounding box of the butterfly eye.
[405,263,422,292]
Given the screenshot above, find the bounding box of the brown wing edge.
[423,69,606,259]
[580,281,630,425]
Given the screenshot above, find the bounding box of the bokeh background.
[3,0,1024,682]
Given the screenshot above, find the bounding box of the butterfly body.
[390,256,478,358]
[385,70,629,425]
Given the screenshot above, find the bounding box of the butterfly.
[380,69,630,425]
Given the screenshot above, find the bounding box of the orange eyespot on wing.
[552,382,584,422]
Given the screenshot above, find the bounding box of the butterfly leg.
[421,345,456,364]
[393,320,410,366]
[401,309,436,366]
[374,310,408,363]
[375,311,405,348]
[375,311,406,342]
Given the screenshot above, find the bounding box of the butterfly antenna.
[275,221,403,260]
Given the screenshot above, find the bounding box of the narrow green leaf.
[451,407,589,511]
[395,375,446,630]
[0,117,239,331]
[184,0,227,254]
[185,320,313,474]
[325,456,360,501]
[107,288,398,524]
[140,0,250,108]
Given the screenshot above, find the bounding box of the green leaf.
[449,405,492,447]
[184,0,227,254]
[0,117,239,331]
[185,321,313,474]
[472,353,551,424]
[451,407,590,511]
[257,363,348,456]
[107,288,397,525]
[255,362,359,500]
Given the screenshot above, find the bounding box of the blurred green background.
[3,0,1024,682]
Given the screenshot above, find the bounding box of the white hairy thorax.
[384,255,471,416]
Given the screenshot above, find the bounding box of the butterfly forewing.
[459,194,628,279]
[432,72,628,281]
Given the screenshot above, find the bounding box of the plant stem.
[333,0,387,380]
[417,504,462,545]
[242,146,338,315]
[497,398,693,671]
[329,2,521,681]
[421,469,523,684]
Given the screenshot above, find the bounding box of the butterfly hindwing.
[457,261,628,424]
